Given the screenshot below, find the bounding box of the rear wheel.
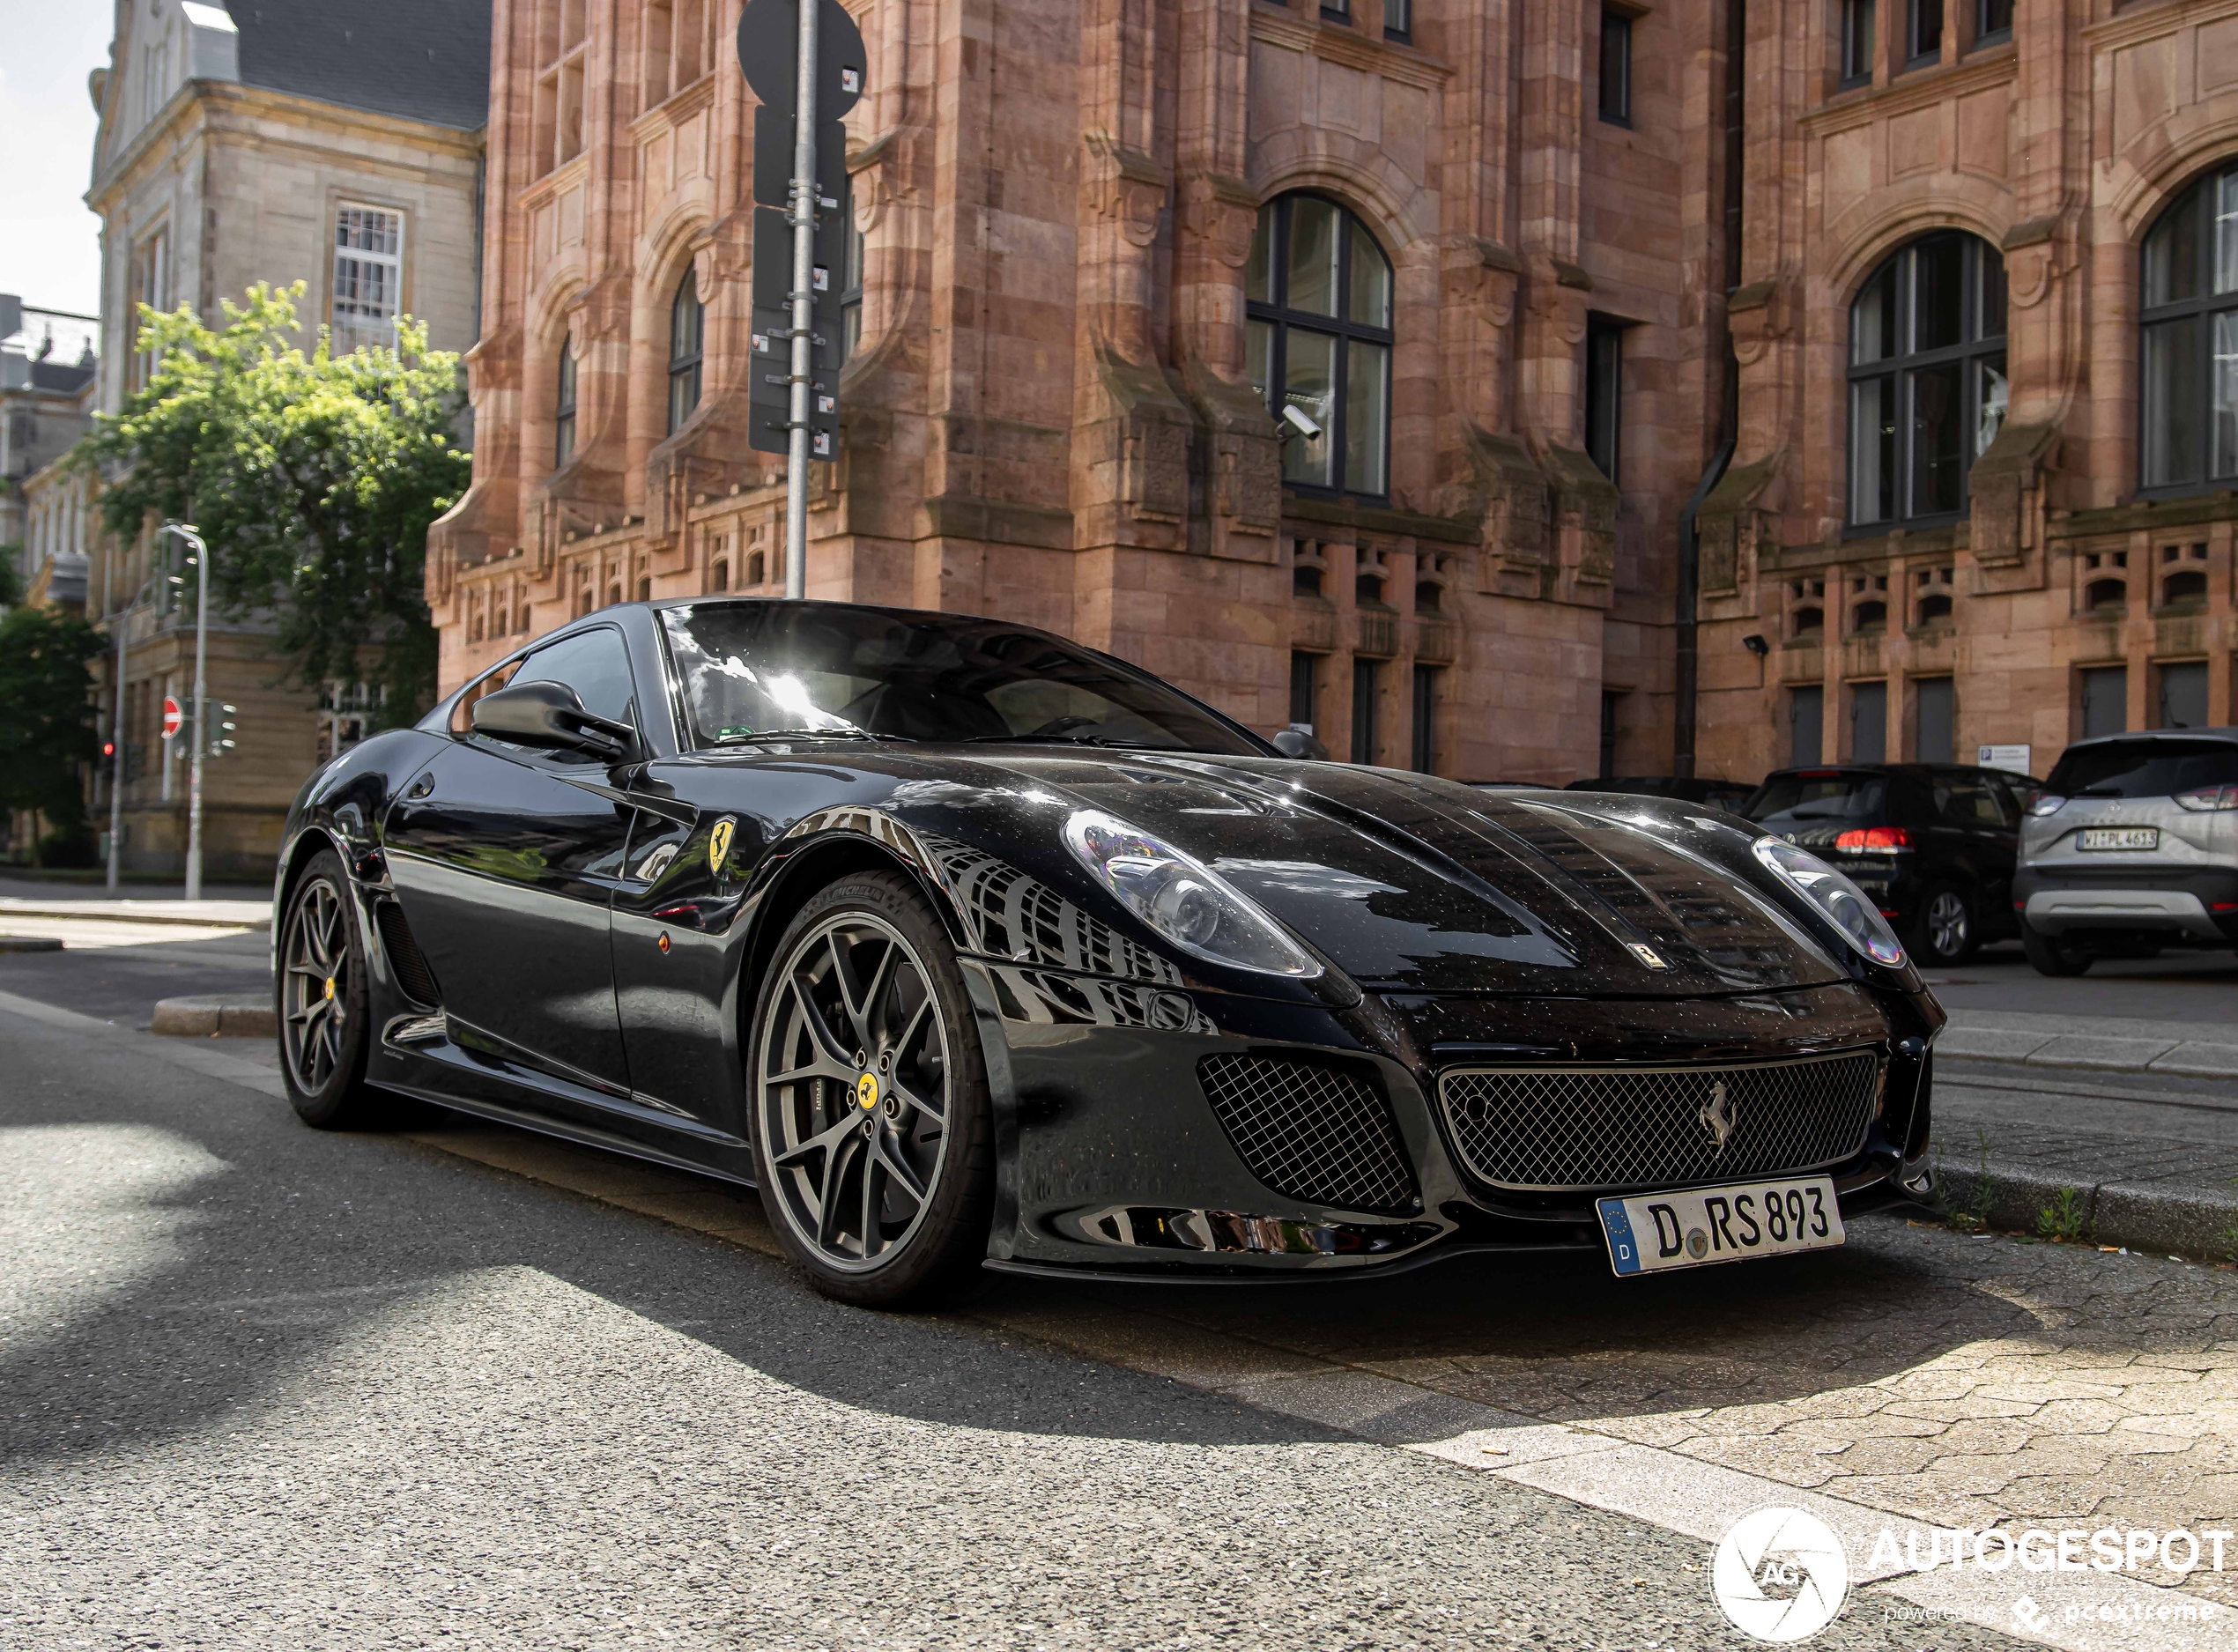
[279,851,418,1128]
[2021,920,2093,977]
[1913,885,1976,966]
[749,872,994,1308]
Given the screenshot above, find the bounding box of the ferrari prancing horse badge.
[708,817,736,873]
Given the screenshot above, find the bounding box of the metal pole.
[106,604,129,892]
[783,0,820,601]
[170,523,209,903]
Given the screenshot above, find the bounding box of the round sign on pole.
[161,696,182,740]
[737,0,866,118]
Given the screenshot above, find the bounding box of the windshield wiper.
[716,727,879,744]
[966,732,1178,750]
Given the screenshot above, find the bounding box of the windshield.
[2046,739,2238,799]
[659,602,1266,755]
[1745,772,1887,832]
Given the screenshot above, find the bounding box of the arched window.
[1853,600,1887,633]
[1848,232,2006,526]
[1293,563,1323,597]
[1414,581,1441,612]
[1793,605,1825,638]
[2163,568,2208,606]
[710,557,730,592]
[668,270,703,433]
[2141,164,2238,493]
[2084,578,2127,612]
[1355,571,1387,606]
[1245,194,1395,499]
[553,336,577,468]
[746,549,766,586]
[1917,592,1953,625]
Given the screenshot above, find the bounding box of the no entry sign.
[161,696,182,739]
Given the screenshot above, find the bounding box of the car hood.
[961,752,1847,997]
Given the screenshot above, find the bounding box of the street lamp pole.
[164,522,209,902]
[105,602,130,893]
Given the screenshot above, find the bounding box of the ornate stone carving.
[1694,456,1782,597]
[1083,130,1169,248]
[1968,419,2059,570]
[1180,171,1258,269]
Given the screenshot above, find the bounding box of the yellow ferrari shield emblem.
[856,1073,879,1110]
[708,818,736,873]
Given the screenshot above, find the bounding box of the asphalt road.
[0,998,2036,1651]
[1922,941,2238,1024]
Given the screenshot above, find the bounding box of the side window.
[511,627,641,730]
[1934,775,2007,827]
[449,658,522,735]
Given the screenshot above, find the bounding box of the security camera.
[1278,404,1323,444]
[1741,633,1770,658]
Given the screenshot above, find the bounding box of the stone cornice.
[1798,49,2017,137]
[520,151,593,214]
[90,80,483,213]
[2082,0,2238,53]
[626,73,719,144]
[1248,7,1453,91]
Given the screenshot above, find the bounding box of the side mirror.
[471,678,634,759]
[1271,727,1329,760]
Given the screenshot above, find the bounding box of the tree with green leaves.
[86,283,471,723]
[0,604,105,864]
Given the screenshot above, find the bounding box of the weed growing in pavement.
[2035,1187,2092,1243]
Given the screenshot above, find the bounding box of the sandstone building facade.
[81,0,489,877]
[436,0,2238,787]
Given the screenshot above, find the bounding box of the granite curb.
[1945,1141,2238,1259]
[150,992,277,1038]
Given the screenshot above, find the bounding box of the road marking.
[0,986,2223,1649]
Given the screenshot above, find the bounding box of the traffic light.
[98,739,117,781]
[208,703,238,759]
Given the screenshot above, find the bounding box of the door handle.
[406,774,435,801]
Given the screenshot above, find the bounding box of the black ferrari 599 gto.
[274,598,1941,1304]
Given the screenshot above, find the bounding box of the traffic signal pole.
[106,599,130,893]
[783,0,819,601]
[164,522,210,902]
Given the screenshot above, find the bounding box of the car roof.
[2058,727,2238,750]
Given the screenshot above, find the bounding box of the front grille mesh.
[1199,1054,1419,1216]
[1437,1050,1880,1193]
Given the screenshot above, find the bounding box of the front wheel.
[2021,920,2093,977]
[749,872,995,1308]
[278,850,415,1128]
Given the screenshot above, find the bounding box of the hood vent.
[374,899,442,1008]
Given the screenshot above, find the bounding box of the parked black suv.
[1565,775,1759,813]
[1744,764,2042,964]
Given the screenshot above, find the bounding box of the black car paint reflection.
[275,599,1943,1279]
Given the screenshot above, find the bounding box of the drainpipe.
[1673,435,1734,781]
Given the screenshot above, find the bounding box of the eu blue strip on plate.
[1598,1197,1642,1276]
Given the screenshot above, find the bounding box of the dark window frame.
[553,333,577,469]
[839,207,864,362]
[1845,231,2008,531]
[1598,10,1634,127]
[1351,656,1380,765]
[1412,664,1439,774]
[1245,191,1397,504]
[2138,163,2238,500]
[1321,0,1350,21]
[667,270,703,434]
[1290,650,1320,730]
[1382,0,1411,41]
[1975,0,2012,45]
[1584,316,1625,484]
[1904,0,1942,68]
[1840,0,1876,86]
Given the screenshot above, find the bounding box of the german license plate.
[1597,1176,1844,1277]
[2079,827,2158,851]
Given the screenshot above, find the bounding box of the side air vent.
[1197,1053,1420,1217]
[374,900,441,1007]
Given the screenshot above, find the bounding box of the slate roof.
[229,0,492,132]
[30,359,97,395]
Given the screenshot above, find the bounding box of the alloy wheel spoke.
[871,1126,928,1209]
[859,1138,881,1256]
[772,1108,862,1173]
[815,1131,862,1250]
[789,972,858,1072]
[890,992,934,1066]
[857,942,901,1051]
[826,931,880,1054]
[886,1071,945,1124]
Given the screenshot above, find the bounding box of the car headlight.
[1062,809,1322,977]
[1753,835,1907,968]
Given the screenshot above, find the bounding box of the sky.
[0,0,113,341]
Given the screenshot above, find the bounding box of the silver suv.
[2016,729,2238,975]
